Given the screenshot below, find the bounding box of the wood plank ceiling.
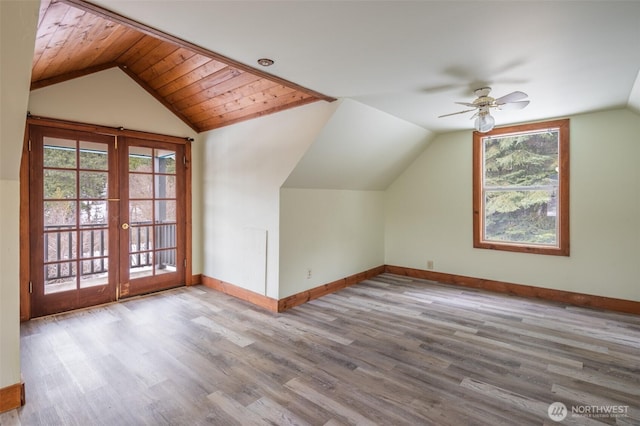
[32,0,335,132]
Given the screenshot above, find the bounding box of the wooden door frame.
[20,116,193,320]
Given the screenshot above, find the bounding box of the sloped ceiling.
[33,0,640,134]
[32,0,335,132]
[88,0,640,133]
[283,99,434,191]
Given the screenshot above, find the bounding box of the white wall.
[28,68,198,138]
[278,99,430,299]
[279,188,385,298]
[0,0,39,390]
[200,101,338,299]
[385,108,640,302]
[27,68,203,274]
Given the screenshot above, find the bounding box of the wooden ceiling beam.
[31,62,119,91]
[194,97,319,132]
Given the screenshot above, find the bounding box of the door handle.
[121,223,129,230]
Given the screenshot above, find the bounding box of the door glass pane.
[154,224,176,250]
[155,249,176,274]
[79,141,108,170]
[80,201,107,227]
[156,149,176,174]
[155,175,176,199]
[45,263,77,294]
[44,201,76,227]
[129,147,153,172]
[129,174,153,199]
[43,137,76,168]
[129,200,152,223]
[79,171,108,199]
[129,222,153,280]
[81,229,108,258]
[80,259,108,288]
[130,225,152,252]
[45,231,77,262]
[44,170,76,199]
[155,200,176,222]
[130,251,153,279]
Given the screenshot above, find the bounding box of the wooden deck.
[2,273,639,425]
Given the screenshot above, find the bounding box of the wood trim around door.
[27,115,193,144]
[20,123,31,321]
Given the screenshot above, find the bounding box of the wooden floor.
[2,274,639,425]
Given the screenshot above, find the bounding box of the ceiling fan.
[438,87,530,133]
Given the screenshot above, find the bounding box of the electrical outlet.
[306,268,312,279]
[427,260,434,270]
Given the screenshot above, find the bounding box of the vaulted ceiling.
[32,0,335,133]
[33,0,640,135]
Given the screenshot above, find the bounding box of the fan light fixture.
[438,87,530,133]
[475,109,495,133]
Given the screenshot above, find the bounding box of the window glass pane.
[474,119,568,255]
[129,174,153,199]
[155,175,176,199]
[129,147,153,172]
[44,170,76,199]
[79,141,108,170]
[484,189,557,245]
[44,137,76,168]
[483,131,559,188]
[44,201,76,227]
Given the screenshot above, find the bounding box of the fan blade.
[498,100,530,110]
[455,102,477,107]
[438,108,477,118]
[494,91,528,104]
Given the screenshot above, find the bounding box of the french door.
[118,137,186,298]
[29,125,187,317]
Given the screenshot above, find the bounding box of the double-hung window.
[473,119,570,256]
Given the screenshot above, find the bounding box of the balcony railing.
[44,222,176,281]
